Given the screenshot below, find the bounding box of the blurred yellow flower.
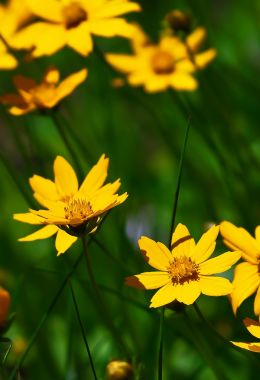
[0,66,87,115]
[126,224,240,308]
[232,318,260,353]
[14,155,128,255]
[0,287,11,327]
[106,26,198,93]
[220,221,260,317]
[10,0,141,57]
[106,360,133,380]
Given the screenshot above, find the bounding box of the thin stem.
[69,282,98,380]
[82,237,130,357]
[50,111,84,179]
[158,308,165,380]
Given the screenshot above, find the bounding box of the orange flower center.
[64,199,93,221]
[63,2,87,29]
[151,50,175,74]
[168,256,199,285]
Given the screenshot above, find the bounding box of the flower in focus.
[0,287,11,327]
[14,155,128,255]
[220,221,260,317]
[232,318,260,353]
[106,25,198,93]
[126,224,240,308]
[10,0,141,58]
[106,360,133,380]
[0,66,87,115]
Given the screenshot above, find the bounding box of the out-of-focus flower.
[220,221,260,317]
[106,360,133,380]
[165,10,192,33]
[185,27,217,69]
[10,0,141,58]
[0,287,11,327]
[232,318,260,353]
[126,224,240,308]
[14,155,128,255]
[106,25,198,93]
[0,66,87,115]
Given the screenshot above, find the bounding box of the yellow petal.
[13,212,43,225]
[231,262,260,314]
[200,276,233,296]
[243,318,260,339]
[138,236,172,271]
[106,54,140,73]
[55,229,78,256]
[54,156,78,199]
[231,341,260,353]
[176,59,196,73]
[150,282,178,308]
[92,1,141,19]
[220,221,259,264]
[79,154,109,197]
[194,49,217,69]
[0,51,18,69]
[43,66,60,84]
[199,251,241,275]
[255,226,260,244]
[254,286,260,316]
[88,18,137,38]
[193,225,219,264]
[8,105,34,115]
[170,72,198,91]
[29,175,58,202]
[176,281,201,305]
[19,225,58,242]
[125,271,170,289]
[53,69,87,105]
[171,223,195,258]
[186,27,206,52]
[144,76,169,93]
[67,24,93,56]
[26,0,62,22]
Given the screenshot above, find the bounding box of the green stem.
[69,282,98,380]
[82,237,130,358]
[158,308,165,380]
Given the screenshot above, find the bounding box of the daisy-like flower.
[232,318,260,353]
[220,221,260,317]
[0,66,87,115]
[106,26,198,93]
[126,224,241,308]
[14,155,128,255]
[10,0,141,58]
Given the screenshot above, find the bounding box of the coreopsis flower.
[10,0,141,58]
[106,25,198,92]
[106,360,133,380]
[126,224,241,308]
[0,287,11,327]
[220,221,260,317]
[14,155,128,255]
[0,66,87,115]
[232,318,260,353]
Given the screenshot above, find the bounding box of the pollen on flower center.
[64,199,93,221]
[168,256,199,285]
[63,2,87,29]
[151,50,175,74]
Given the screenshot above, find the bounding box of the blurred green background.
[0,0,260,379]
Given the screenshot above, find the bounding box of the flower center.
[63,2,87,29]
[168,256,199,285]
[151,50,175,74]
[64,199,93,221]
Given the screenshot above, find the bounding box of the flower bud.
[165,10,191,33]
[106,360,134,380]
[0,287,10,327]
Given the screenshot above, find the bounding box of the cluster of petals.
[106,25,216,93]
[14,155,128,255]
[232,318,260,352]
[10,0,141,58]
[126,224,240,308]
[220,221,260,317]
[0,66,87,115]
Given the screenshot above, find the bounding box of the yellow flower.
[0,66,87,115]
[0,287,11,327]
[185,27,217,69]
[14,155,128,255]
[10,0,141,57]
[232,318,260,353]
[106,25,198,93]
[126,224,241,308]
[220,221,260,316]
[106,360,133,380]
